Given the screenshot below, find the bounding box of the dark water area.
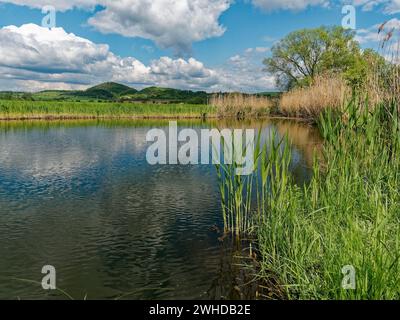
[0,119,322,300]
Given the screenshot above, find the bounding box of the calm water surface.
[0,119,321,300]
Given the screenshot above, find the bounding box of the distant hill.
[83,82,138,99]
[121,86,208,104]
[88,82,134,95]
[0,82,280,104]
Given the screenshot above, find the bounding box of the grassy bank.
[0,100,215,120]
[0,91,278,120]
[217,100,400,299]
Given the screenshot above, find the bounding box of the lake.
[0,119,321,300]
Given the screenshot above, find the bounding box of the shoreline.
[0,113,313,123]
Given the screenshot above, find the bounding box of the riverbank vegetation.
[0,100,214,120]
[215,23,400,299]
[262,101,399,299]
[217,98,400,299]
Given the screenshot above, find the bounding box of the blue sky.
[0,0,399,92]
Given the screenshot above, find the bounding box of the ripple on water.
[0,120,320,299]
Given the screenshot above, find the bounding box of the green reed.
[215,139,255,237]
[0,100,214,119]
[215,130,291,237]
[217,99,400,299]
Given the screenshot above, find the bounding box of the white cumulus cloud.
[0,0,232,53]
[0,24,276,92]
[88,0,231,53]
[0,24,110,74]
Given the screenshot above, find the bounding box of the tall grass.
[252,27,400,299]
[279,74,349,119]
[215,130,292,237]
[0,100,214,119]
[210,93,272,118]
[215,133,260,237]
[216,99,400,299]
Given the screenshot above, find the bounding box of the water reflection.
[0,119,322,299]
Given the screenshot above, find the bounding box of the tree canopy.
[264,26,362,90]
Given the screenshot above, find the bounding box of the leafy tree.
[345,48,387,90]
[263,26,361,90]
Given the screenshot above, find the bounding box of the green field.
[0,99,215,119]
